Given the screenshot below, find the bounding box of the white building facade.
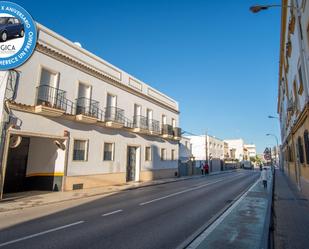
[0,23,181,198]
[179,137,192,162]
[244,144,257,158]
[188,135,224,172]
[224,139,245,161]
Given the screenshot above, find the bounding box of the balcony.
[173,127,182,140]
[35,85,67,117]
[161,124,173,139]
[149,119,160,135]
[133,115,150,134]
[105,106,125,128]
[75,97,99,124]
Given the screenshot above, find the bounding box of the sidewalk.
[186,171,272,249]
[273,169,309,249]
[0,170,236,213]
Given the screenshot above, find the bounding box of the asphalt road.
[0,170,259,249]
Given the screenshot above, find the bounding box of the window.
[145,146,151,161]
[73,140,88,161]
[171,149,175,160]
[40,68,57,86]
[185,141,188,148]
[14,18,20,24]
[134,104,141,116]
[297,137,305,164]
[298,66,304,95]
[304,130,309,164]
[106,93,117,107]
[172,118,176,128]
[162,115,167,125]
[293,80,299,111]
[78,83,91,99]
[103,143,114,161]
[161,148,166,160]
[7,18,14,24]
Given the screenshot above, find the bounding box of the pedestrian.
[200,162,204,175]
[261,167,268,189]
[204,163,209,174]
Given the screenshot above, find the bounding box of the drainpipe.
[61,131,70,192]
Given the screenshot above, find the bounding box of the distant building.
[179,137,192,162]
[224,139,245,161]
[244,144,257,159]
[224,142,229,159]
[188,135,224,172]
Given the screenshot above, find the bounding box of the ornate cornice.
[36,43,180,114]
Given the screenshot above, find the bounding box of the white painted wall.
[224,139,245,161]
[245,144,256,158]
[26,137,65,175]
[188,135,224,161]
[13,110,178,176]
[179,137,192,162]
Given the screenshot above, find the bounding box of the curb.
[176,173,258,249]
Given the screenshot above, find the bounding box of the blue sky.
[18,0,281,153]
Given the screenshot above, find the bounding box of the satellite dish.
[9,135,22,148]
[54,140,66,150]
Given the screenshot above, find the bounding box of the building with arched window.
[278,0,309,196]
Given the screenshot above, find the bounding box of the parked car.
[0,17,24,42]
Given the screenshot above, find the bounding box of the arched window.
[288,145,294,162]
[304,130,309,164]
[298,136,305,164]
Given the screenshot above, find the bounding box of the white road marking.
[186,178,260,249]
[102,209,123,217]
[0,221,85,247]
[139,174,245,206]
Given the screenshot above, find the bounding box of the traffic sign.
[264,154,271,160]
[264,147,271,155]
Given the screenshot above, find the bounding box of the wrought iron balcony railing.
[36,85,67,111]
[124,117,134,128]
[76,97,100,118]
[162,124,174,136]
[105,106,125,124]
[148,119,160,134]
[133,115,148,130]
[173,127,182,138]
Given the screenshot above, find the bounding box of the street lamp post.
[249,4,293,13]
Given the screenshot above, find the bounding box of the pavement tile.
[274,170,309,249]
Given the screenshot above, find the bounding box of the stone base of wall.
[64,173,126,191]
[140,168,177,181]
[64,169,178,191]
